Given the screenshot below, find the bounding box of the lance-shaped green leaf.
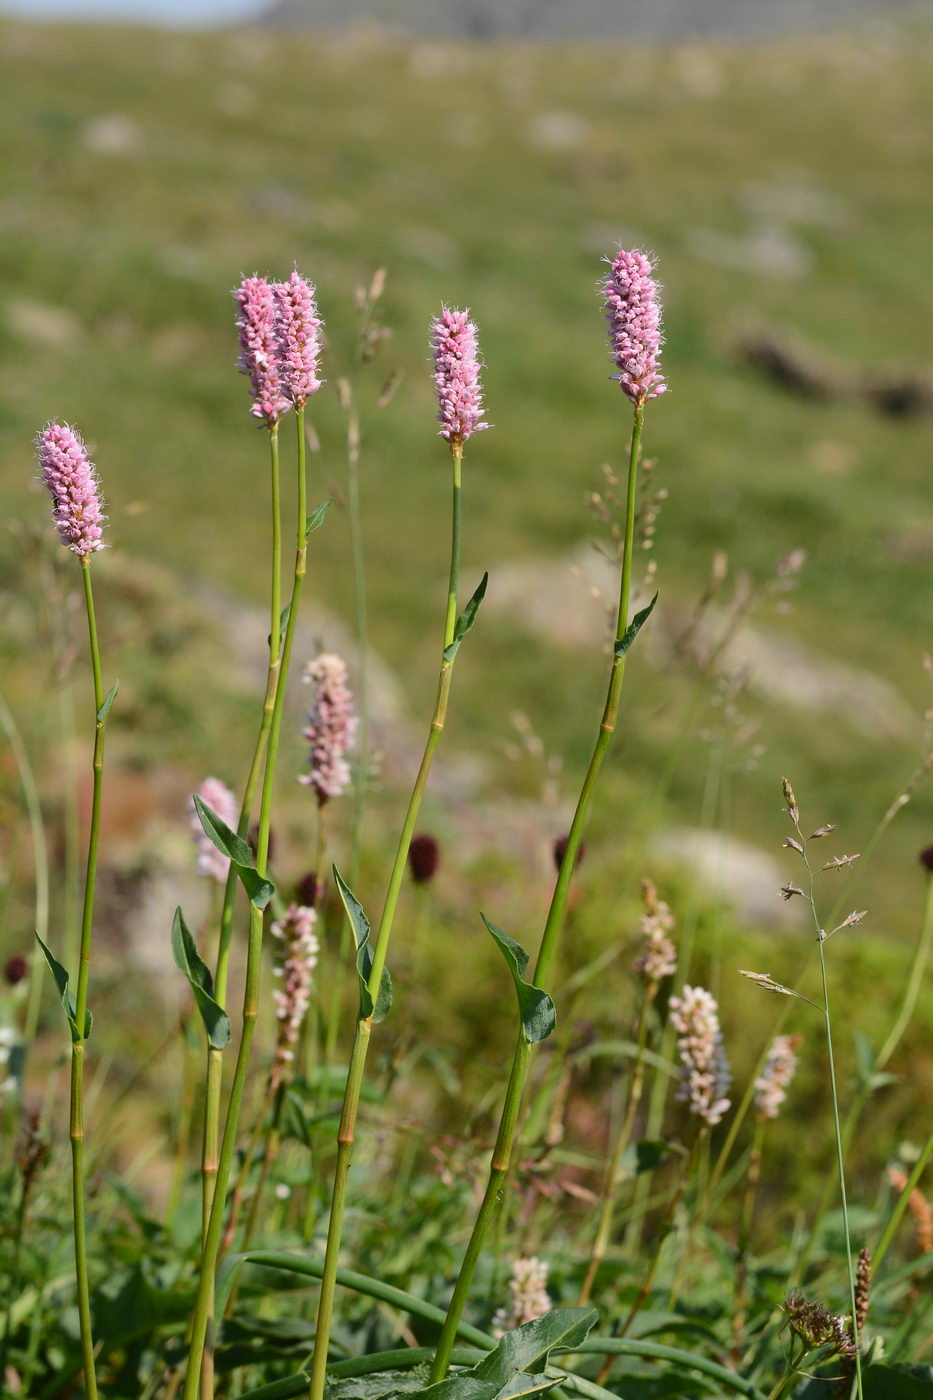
[444,572,489,663]
[334,867,392,1023]
[614,591,658,659]
[171,908,232,1049]
[193,794,274,910]
[97,679,119,724]
[482,915,555,1044]
[268,603,291,649]
[36,934,91,1041]
[473,1309,599,1382]
[306,498,332,537]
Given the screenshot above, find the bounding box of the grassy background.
[1,14,932,1204]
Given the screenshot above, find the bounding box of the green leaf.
[35,934,89,1041]
[493,1375,561,1399]
[97,679,119,724]
[193,795,275,910]
[473,1309,598,1383]
[306,498,333,536]
[618,1139,671,1180]
[444,572,489,662]
[171,908,231,1049]
[405,1380,498,1400]
[614,591,658,658]
[862,1363,933,1399]
[334,867,392,1023]
[482,915,556,1044]
[267,603,292,647]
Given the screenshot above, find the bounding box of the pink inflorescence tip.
[602,247,666,405]
[190,777,238,884]
[275,270,324,408]
[432,306,489,443]
[669,984,731,1126]
[299,653,358,805]
[36,422,106,557]
[235,276,290,426]
[271,903,319,1089]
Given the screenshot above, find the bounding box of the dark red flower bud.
[4,955,28,986]
[409,833,440,886]
[920,844,933,873]
[296,872,319,908]
[553,835,585,875]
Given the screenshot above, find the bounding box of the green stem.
[68,555,104,1400]
[307,440,465,1400]
[185,412,307,1400]
[817,937,863,1400]
[579,991,653,1304]
[795,872,933,1281]
[199,422,283,1400]
[324,394,369,1087]
[430,402,646,1384]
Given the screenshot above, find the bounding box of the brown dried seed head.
[784,837,804,854]
[781,776,799,819]
[780,883,806,901]
[810,824,838,839]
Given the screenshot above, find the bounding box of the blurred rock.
[7,298,80,347]
[81,114,141,155]
[652,826,799,927]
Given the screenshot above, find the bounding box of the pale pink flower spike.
[275,270,324,408]
[299,654,358,805]
[669,984,731,1126]
[37,423,106,557]
[602,247,666,405]
[235,275,290,425]
[190,777,238,884]
[432,307,489,443]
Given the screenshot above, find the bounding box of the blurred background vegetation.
[1,4,932,1220]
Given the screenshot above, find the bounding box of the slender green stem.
[185,413,307,1400]
[579,991,653,1304]
[430,402,646,1383]
[198,422,283,1400]
[67,555,105,1400]
[817,939,863,1399]
[307,440,465,1400]
[795,872,933,1281]
[323,393,369,1085]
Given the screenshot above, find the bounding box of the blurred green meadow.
[1,13,932,1203]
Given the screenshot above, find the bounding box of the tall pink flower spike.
[235,275,290,425]
[299,653,358,805]
[432,307,489,443]
[274,270,324,408]
[602,247,666,405]
[37,422,106,557]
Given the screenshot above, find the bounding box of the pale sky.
[1,0,260,23]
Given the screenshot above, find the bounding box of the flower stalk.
[184,399,311,1400]
[429,394,650,1383]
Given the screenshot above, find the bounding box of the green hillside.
[1,17,932,1119]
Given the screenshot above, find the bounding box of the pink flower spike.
[299,653,358,805]
[235,275,289,426]
[190,777,238,884]
[36,422,106,557]
[432,306,489,443]
[274,270,324,408]
[602,247,666,405]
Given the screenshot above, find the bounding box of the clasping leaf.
[444,572,489,662]
[193,795,274,910]
[482,916,556,1044]
[36,934,90,1042]
[171,908,231,1049]
[614,591,658,658]
[334,867,392,1023]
